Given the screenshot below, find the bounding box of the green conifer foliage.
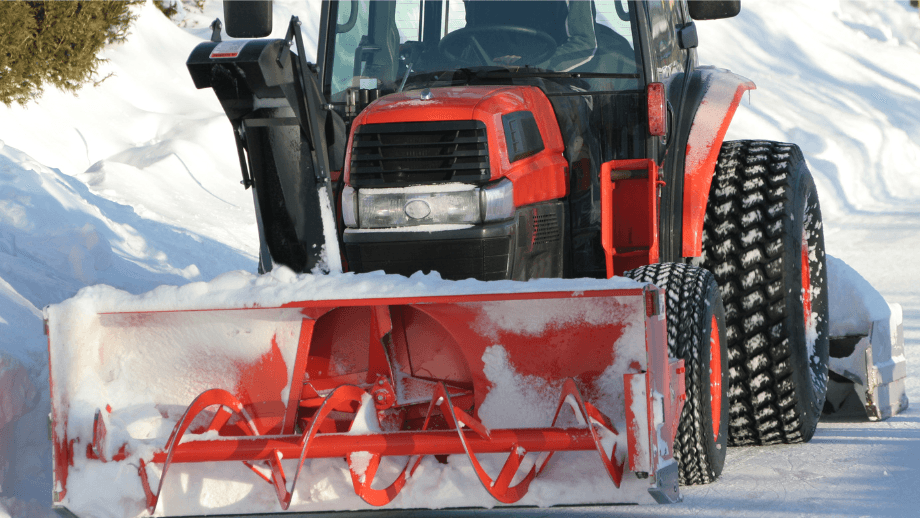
[0,1,142,106]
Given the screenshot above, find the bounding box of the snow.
[346,224,476,233]
[316,186,343,274]
[827,254,893,337]
[0,356,36,495]
[1,0,919,517]
[361,183,478,195]
[478,346,563,430]
[347,452,373,484]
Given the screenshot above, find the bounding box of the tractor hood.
[355,86,525,125]
[345,85,568,209]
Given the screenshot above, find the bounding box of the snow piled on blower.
[1,0,920,517]
[47,269,657,518]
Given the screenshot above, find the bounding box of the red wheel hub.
[709,315,721,442]
[802,237,812,323]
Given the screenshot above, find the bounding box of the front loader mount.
[47,280,684,516]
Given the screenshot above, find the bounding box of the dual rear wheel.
[627,140,829,484]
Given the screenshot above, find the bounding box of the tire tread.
[696,140,827,446]
[625,263,724,485]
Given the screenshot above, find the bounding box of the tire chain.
[696,140,807,446]
[625,262,717,485]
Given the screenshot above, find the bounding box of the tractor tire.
[695,140,829,446]
[624,263,729,486]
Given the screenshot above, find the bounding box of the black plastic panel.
[344,200,565,282]
[346,236,513,281]
[502,111,544,163]
[223,0,273,38]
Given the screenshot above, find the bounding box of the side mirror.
[677,22,698,49]
[687,1,741,20]
[224,0,273,38]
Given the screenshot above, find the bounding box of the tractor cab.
[318,0,654,281]
[324,0,641,107]
[187,1,735,280]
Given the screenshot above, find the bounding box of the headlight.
[480,179,514,222]
[357,184,481,228]
[342,185,358,227]
[350,181,515,229]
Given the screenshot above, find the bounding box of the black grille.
[346,237,511,281]
[350,121,490,187]
[533,213,561,244]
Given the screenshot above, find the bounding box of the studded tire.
[695,140,829,446]
[625,263,729,486]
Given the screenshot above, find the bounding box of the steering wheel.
[439,26,557,67]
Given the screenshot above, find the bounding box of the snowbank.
[710,0,920,218]
[0,356,37,493]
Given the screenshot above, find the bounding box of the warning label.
[210,40,248,59]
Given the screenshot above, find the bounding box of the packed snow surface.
[1,0,920,517]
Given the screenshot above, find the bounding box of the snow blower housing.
[43,0,903,516]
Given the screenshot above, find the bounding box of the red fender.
[682,68,756,257]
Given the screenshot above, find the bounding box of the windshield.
[325,0,641,101]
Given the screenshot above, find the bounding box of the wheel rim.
[709,315,722,443]
[801,236,812,326]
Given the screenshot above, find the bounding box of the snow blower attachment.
[47,284,685,515]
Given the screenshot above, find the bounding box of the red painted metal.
[668,359,687,452]
[138,388,261,514]
[709,315,722,442]
[366,305,396,388]
[91,409,107,461]
[682,70,756,257]
[343,85,569,209]
[647,82,667,137]
[283,385,387,509]
[624,370,650,473]
[282,318,315,434]
[425,383,536,503]
[541,379,625,488]
[600,159,661,278]
[348,448,418,506]
[141,425,601,462]
[46,332,71,504]
[49,286,688,511]
[127,379,625,512]
[642,286,683,473]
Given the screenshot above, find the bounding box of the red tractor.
[46,1,830,515]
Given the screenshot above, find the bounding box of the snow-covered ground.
[1,0,919,517]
